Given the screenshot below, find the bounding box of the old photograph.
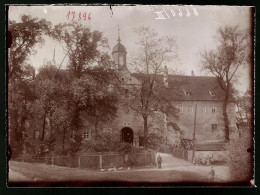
[7,5,254,187]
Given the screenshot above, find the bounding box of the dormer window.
[183,89,190,95]
[209,90,216,96]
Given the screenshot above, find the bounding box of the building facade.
[75,36,237,148]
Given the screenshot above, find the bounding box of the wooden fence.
[13,152,156,169]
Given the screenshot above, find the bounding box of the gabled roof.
[131,73,233,101]
[168,75,227,101]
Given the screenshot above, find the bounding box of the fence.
[12,152,156,170]
[158,145,193,162]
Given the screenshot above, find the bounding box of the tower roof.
[112,42,127,54]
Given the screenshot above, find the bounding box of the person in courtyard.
[208,166,215,182]
[192,156,196,165]
[157,154,162,169]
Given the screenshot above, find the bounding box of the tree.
[201,25,249,141]
[69,66,119,137]
[52,22,111,78]
[235,89,252,128]
[8,71,37,157]
[123,26,179,149]
[8,15,51,79]
[84,66,119,136]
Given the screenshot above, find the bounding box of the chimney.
[191,70,195,76]
[163,65,168,87]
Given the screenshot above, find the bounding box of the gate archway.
[121,127,133,144]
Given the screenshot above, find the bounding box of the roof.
[131,73,233,101]
[168,75,227,101]
[112,41,126,54]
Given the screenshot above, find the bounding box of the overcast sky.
[8,5,253,93]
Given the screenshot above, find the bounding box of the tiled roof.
[131,73,233,101]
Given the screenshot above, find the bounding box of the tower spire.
[117,25,121,42]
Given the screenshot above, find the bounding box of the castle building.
[77,32,237,148]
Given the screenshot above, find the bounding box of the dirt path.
[154,152,231,182]
[8,168,32,182]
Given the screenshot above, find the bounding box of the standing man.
[208,166,215,182]
[157,154,162,169]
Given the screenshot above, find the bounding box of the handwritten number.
[71,11,75,21]
[178,8,182,17]
[83,12,87,20]
[193,8,199,16]
[78,12,81,21]
[186,8,190,17]
[66,11,70,20]
[88,12,91,20]
[171,9,175,17]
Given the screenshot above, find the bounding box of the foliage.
[8,77,37,157]
[52,22,112,78]
[9,15,51,79]
[235,89,253,126]
[201,25,249,141]
[79,133,143,154]
[225,127,254,182]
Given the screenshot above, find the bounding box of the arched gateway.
[121,127,133,144]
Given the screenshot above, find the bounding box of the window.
[83,131,86,139]
[209,90,216,96]
[178,105,183,113]
[70,130,75,139]
[211,124,217,130]
[202,105,206,113]
[212,105,216,113]
[183,89,190,95]
[123,122,131,127]
[122,78,124,81]
[188,105,193,113]
[104,128,112,134]
[35,130,40,139]
[119,56,124,65]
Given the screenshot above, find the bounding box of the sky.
[8,5,254,93]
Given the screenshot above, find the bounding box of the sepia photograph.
[6,5,255,187]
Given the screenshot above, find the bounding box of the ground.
[8,153,232,187]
